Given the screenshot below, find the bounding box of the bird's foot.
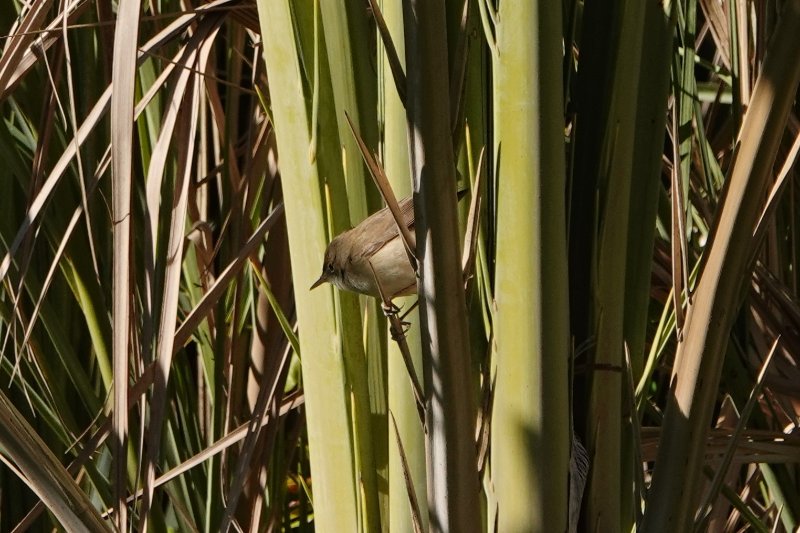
[381,300,402,317]
[389,320,412,341]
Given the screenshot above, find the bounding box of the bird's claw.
[390,320,412,341]
[381,301,402,317]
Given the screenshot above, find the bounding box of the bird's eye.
[326,263,335,274]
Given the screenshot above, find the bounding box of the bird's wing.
[357,196,415,260]
[353,190,466,262]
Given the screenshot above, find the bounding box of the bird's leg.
[367,260,410,338]
[381,301,413,340]
[367,261,405,334]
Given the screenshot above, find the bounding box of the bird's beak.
[310,274,327,291]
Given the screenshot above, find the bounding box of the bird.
[310,196,417,300]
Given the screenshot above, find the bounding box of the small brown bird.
[310,197,417,299]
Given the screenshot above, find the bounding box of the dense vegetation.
[1,0,800,531]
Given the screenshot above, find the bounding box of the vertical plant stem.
[315,3,384,528]
[403,1,480,531]
[378,0,430,531]
[584,1,650,530]
[620,1,676,529]
[492,1,570,531]
[257,1,363,530]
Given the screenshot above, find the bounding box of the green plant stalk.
[587,2,671,531]
[378,0,430,531]
[491,1,570,531]
[642,2,800,531]
[619,0,675,529]
[623,0,675,395]
[320,0,369,224]
[759,464,798,531]
[676,0,697,238]
[301,3,383,528]
[63,255,112,389]
[257,1,364,530]
[403,1,481,530]
[319,1,388,524]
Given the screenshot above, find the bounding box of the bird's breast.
[350,237,416,298]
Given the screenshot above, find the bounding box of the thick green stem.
[492,1,570,531]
